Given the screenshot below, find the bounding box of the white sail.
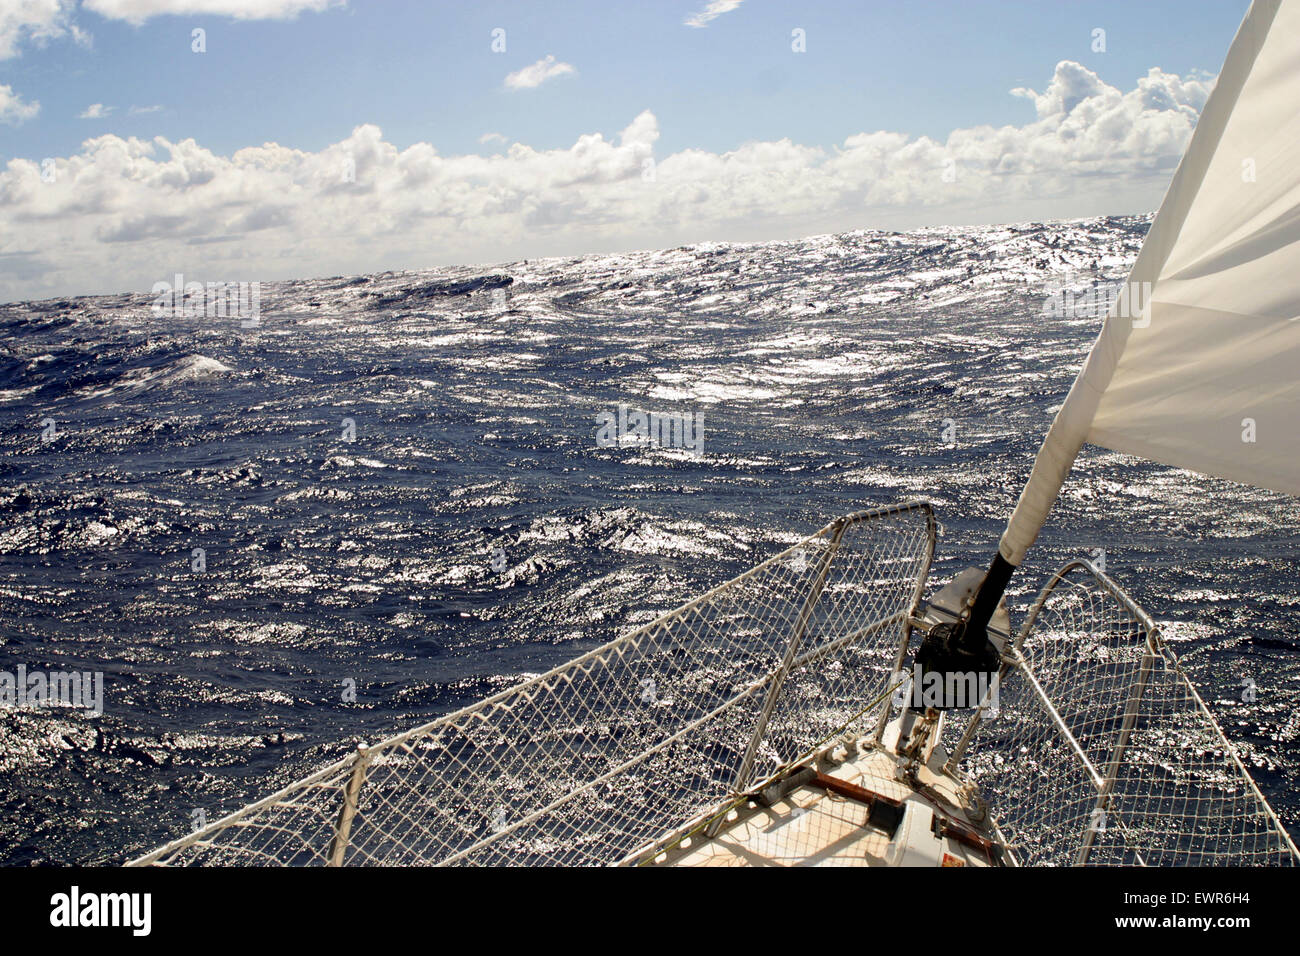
[1001,0,1300,565]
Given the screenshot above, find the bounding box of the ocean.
[1,214,1296,864]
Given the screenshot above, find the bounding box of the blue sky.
[0,0,1253,300]
[4,1,1248,159]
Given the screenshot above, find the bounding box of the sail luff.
[998,0,1288,566]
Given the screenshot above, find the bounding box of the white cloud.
[129,104,164,114]
[478,132,506,145]
[504,54,575,90]
[79,102,114,118]
[1012,60,1209,120]
[81,0,344,24]
[685,0,744,28]
[0,0,335,60]
[0,0,85,59]
[0,62,1214,301]
[0,82,40,123]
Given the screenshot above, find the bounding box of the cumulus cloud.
[0,82,40,123]
[79,101,113,118]
[0,0,338,59]
[81,0,344,24]
[504,54,575,90]
[0,61,1214,301]
[478,132,506,145]
[0,0,85,59]
[1013,60,1210,120]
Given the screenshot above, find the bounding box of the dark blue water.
[1,215,1296,864]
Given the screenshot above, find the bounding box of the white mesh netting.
[129,501,935,866]
[954,561,1299,866]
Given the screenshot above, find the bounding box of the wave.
[77,354,234,400]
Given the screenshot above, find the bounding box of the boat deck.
[645,742,1000,867]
